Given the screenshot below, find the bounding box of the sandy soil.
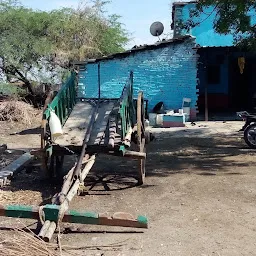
[1,120,256,256]
[0,120,41,150]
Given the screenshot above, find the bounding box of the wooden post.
[38,220,51,239]
[44,222,57,242]
[205,83,208,121]
[205,52,209,121]
[67,155,96,202]
[108,116,117,148]
[119,146,146,159]
[98,63,101,99]
[55,164,76,204]
[39,155,96,241]
[123,150,146,159]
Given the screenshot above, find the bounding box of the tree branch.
[14,68,34,95]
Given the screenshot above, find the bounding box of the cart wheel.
[137,92,146,185]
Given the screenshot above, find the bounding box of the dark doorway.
[229,57,256,111]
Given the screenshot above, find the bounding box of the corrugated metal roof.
[72,35,193,66]
[193,45,234,49]
[173,1,198,6]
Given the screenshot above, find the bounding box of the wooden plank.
[72,103,99,180]
[55,102,94,146]
[100,121,110,146]
[55,100,118,147]
[88,101,115,146]
[91,102,113,145]
[0,153,34,187]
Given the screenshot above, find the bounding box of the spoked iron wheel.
[244,123,256,149]
[136,92,146,185]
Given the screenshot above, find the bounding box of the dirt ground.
[1,120,256,255]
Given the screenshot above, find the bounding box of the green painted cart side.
[40,71,149,184]
[43,72,76,125]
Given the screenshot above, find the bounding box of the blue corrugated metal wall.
[78,38,199,117]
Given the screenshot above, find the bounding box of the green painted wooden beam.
[0,204,148,229]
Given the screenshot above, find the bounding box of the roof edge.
[72,35,194,66]
[173,1,198,6]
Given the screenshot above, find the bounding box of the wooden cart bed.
[55,99,122,147]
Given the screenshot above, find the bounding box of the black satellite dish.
[150,21,164,37]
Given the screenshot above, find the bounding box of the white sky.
[20,0,183,48]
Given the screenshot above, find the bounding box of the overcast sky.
[20,0,180,48]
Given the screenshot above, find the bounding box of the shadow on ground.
[10,127,41,135]
[3,128,256,201]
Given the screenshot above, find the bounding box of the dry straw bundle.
[0,227,127,256]
[0,229,60,256]
[0,100,37,125]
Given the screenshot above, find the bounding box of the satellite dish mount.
[150,21,164,40]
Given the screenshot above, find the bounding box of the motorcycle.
[237,111,256,148]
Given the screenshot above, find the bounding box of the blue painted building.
[172,1,256,113]
[77,36,199,119]
[76,1,256,120]
[172,1,256,47]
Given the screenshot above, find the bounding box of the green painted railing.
[43,72,76,126]
[42,71,136,142]
[119,72,135,140]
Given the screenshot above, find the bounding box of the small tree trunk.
[14,69,34,95]
[24,80,34,96]
[43,89,54,113]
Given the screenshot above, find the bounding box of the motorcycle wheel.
[244,123,256,149]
